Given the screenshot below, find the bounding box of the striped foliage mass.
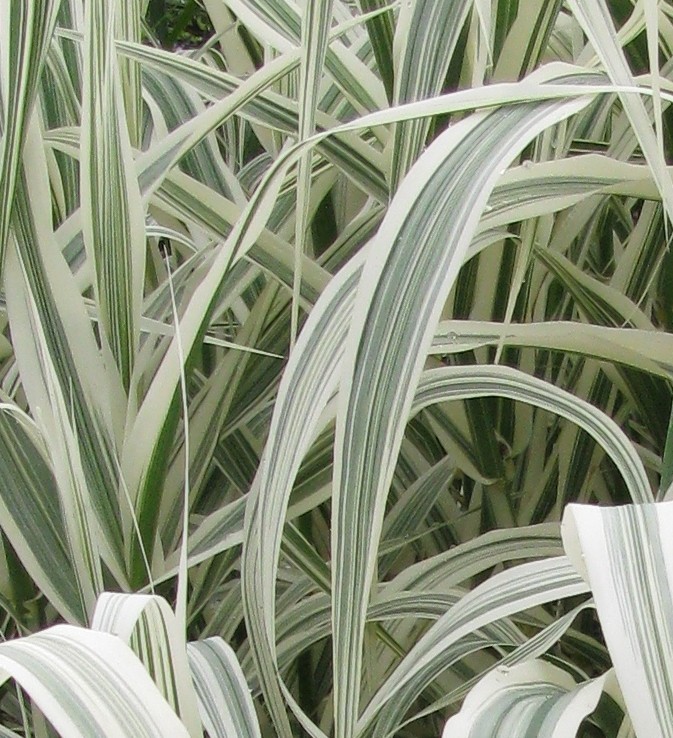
[1,0,673,736]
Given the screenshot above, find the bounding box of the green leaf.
[0,407,84,624]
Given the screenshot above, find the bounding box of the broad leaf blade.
[7,120,125,586]
[0,625,190,737]
[0,407,84,624]
[563,502,673,737]
[442,660,606,738]
[92,592,201,737]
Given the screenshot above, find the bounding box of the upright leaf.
[7,119,124,582]
[0,407,85,624]
[390,0,472,189]
[81,0,145,390]
[0,0,60,269]
[92,593,201,737]
[563,502,673,737]
[188,638,263,738]
[568,0,673,222]
[7,244,103,620]
[332,70,596,738]
[292,0,334,343]
[358,0,395,101]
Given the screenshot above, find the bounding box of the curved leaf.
[0,625,190,738]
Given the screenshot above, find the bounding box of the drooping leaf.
[0,625,190,737]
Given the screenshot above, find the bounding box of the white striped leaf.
[5,10,672,736]
[6,122,126,592]
[241,252,366,738]
[0,407,84,624]
[115,46,623,214]
[6,241,103,621]
[48,61,616,454]
[115,57,620,688]
[473,0,493,59]
[357,557,589,736]
[412,365,652,504]
[158,287,275,546]
[25,50,616,720]
[0,0,60,268]
[0,727,22,738]
[142,69,240,201]
[383,523,563,596]
[227,67,604,736]
[155,171,328,304]
[166,449,560,586]
[114,0,143,149]
[154,151,666,576]
[356,0,394,100]
[280,523,332,595]
[482,155,665,231]
[331,70,598,738]
[400,601,597,732]
[378,454,456,576]
[81,0,145,390]
[390,0,473,188]
[92,592,201,737]
[568,0,673,222]
[562,502,673,737]
[441,660,606,738]
[188,638,262,738]
[534,247,654,329]
[267,590,526,694]
[0,625,190,737]
[292,0,334,342]
[122,46,341,583]
[432,321,673,381]
[493,0,564,80]
[41,43,82,221]
[114,39,388,199]
[223,0,386,114]
[166,497,246,571]
[168,353,649,593]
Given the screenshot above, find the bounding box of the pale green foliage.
[0,0,672,736]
